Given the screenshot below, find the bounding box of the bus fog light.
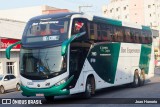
[62,89,67,91]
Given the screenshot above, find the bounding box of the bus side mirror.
[6,41,21,59]
[61,32,86,56]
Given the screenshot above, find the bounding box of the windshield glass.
[20,46,67,80]
[0,75,4,81]
[22,17,70,47]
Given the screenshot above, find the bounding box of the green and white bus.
[6,12,154,101]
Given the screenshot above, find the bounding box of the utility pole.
[79,5,92,12]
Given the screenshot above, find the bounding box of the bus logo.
[100,46,110,53]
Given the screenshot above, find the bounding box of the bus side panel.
[115,43,141,85]
[139,44,152,74]
[70,59,115,94]
[147,44,155,78]
[87,43,121,84]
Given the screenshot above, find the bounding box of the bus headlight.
[55,78,67,86]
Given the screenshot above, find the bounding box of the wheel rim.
[135,76,139,85]
[140,75,144,80]
[87,83,92,93]
[0,86,4,93]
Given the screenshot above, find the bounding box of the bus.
[6,12,155,101]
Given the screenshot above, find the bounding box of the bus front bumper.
[20,75,74,97]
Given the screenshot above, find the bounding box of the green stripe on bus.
[142,26,151,30]
[87,43,121,84]
[139,44,152,74]
[94,16,122,26]
[21,75,74,96]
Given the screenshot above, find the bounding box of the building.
[0,5,70,76]
[103,0,160,29]
[103,0,160,60]
[0,5,70,22]
[0,19,25,76]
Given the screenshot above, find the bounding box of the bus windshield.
[20,46,67,80]
[22,17,70,47]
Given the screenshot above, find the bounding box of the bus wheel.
[84,77,95,98]
[139,69,145,86]
[131,69,140,88]
[45,96,54,102]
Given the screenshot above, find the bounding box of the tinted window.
[9,75,16,79]
[142,30,152,44]
[124,28,131,42]
[22,17,70,48]
[4,75,10,80]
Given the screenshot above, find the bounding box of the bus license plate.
[36,94,44,96]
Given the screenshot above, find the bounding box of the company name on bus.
[121,47,140,53]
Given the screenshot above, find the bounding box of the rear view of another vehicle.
[0,74,20,94]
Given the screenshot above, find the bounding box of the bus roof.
[28,12,151,31]
[29,12,82,21]
[93,16,151,31]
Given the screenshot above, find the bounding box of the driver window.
[71,18,86,35]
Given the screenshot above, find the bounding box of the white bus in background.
[6,12,154,101]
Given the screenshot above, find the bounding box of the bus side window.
[130,29,136,43]
[146,31,152,44]
[124,28,131,43]
[112,26,117,42]
[142,31,146,44]
[135,31,140,43]
[88,22,98,41]
[97,24,102,41]
[138,31,142,43]
[101,24,108,41]
[89,22,94,40]
[116,27,123,42]
[106,25,112,42]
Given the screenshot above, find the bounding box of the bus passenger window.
[107,30,112,41]
[142,31,146,43]
[124,28,131,43]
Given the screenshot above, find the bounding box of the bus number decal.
[43,36,59,41]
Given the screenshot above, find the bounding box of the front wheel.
[83,77,95,98]
[45,96,54,102]
[0,86,5,94]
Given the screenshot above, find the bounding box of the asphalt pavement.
[0,67,160,107]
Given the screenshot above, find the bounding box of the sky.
[0,0,109,16]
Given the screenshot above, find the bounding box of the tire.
[131,70,140,88]
[45,96,54,102]
[16,83,21,91]
[139,69,145,86]
[0,86,5,94]
[83,77,95,98]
